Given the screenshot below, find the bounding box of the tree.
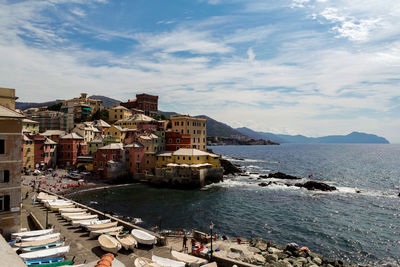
[160,113,169,120]
[47,102,62,111]
[91,109,109,122]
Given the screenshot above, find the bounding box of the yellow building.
[22,135,34,170]
[156,148,220,169]
[105,125,126,143]
[0,88,18,110]
[22,118,39,135]
[114,114,155,129]
[170,115,207,151]
[109,106,132,122]
[61,93,102,114]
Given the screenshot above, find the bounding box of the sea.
[72,144,400,266]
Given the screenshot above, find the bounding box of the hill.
[16,100,63,110]
[195,115,247,138]
[236,127,286,143]
[88,95,121,107]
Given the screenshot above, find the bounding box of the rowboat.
[50,204,75,211]
[98,234,122,254]
[33,259,75,266]
[71,219,99,227]
[79,219,111,227]
[89,226,123,238]
[21,233,60,242]
[131,229,157,245]
[134,257,162,267]
[12,229,53,239]
[152,255,185,267]
[25,257,64,266]
[58,208,87,213]
[116,232,137,251]
[44,200,73,206]
[37,193,58,202]
[171,250,208,267]
[86,221,118,231]
[65,214,98,222]
[21,241,65,252]
[61,212,88,219]
[14,237,61,248]
[19,245,70,261]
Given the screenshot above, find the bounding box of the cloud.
[71,8,86,17]
[247,48,255,61]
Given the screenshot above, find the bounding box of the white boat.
[37,193,58,202]
[61,212,88,219]
[131,229,157,245]
[98,234,122,254]
[116,232,137,251]
[79,219,110,227]
[134,257,162,267]
[152,255,185,267]
[50,204,75,211]
[19,245,70,261]
[89,226,123,238]
[71,219,99,227]
[58,208,87,213]
[86,221,118,231]
[12,229,54,239]
[65,214,98,222]
[171,250,208,267]
[21,241,64,252]
[13,237,61,248]
[21,233,60,242]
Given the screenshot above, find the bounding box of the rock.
[296,257,308,264]
[307,265,318,267]
[227,252,242,260]
[220,159,243,175]
[277,252,290,260]
[259,175,268,178]
[313,257,322,265]
[252,238,268,251]
[248,247,262,254]
[252,253,266,264]
[295,181,337,191]
[258,182,269,187]
[267,172,301,180]
[265,254,279,262]
[273,261,292,267]
[268,247,283,254]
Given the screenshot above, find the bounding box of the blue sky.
[1,0,400,143]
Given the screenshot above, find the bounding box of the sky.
[1,0,399,143]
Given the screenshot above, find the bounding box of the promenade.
[21,186,185,266]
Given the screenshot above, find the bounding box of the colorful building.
[121,94,158,117]
[25,110,74,132]
[125,142,145,175]
[109,106,132,122]
[22,135,34,170]
[58,133,85,167]
[156,148,220,169]
[170,115,207,151]
[41,130,66,143]
[0,88,18,110]
[22,118,39,135]
[0,104,24,238]
[29,135,57,169]
[104,125,126,143]
[93,119,111,134]
[72,122,101,142]
[61,93,102,117]
[93,143,126,179]
[165,131,191,151]
[114,114,155,130]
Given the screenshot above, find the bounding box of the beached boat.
[86,221,118,231]
[14,237,61,248]
[20,233,61,242]
[33,259,75,266]
[71,219,99,227]
[98,234,122,254]
[12,229,53,239]
[25,257,64,266]
[116,232,137,250]
[61,211,87,218]
[37,193,58,202]
[44,200,73,206]
[152,255,185,267]
[21,241,64,252]
[134,257,162,267]
[89,226,123,238]
[50,204,75,211]
[65,214,98,221]
[58,207,87,213]
[131,229,157,245]
[19,245,70,261]
[79,219,110,227]
[171,250,208,267]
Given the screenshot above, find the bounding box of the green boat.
[36,259,74,267]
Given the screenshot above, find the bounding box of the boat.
[44,200,73,207]
[32,259,75,266]
[98,234,122,253]
[152,255,185,267]
[58,208,87,213]
[21,241,65,252]
[25,257,64,266]
[50,204,75,211]
[86,221,118,231]
[131,229,157,245]
[14,237,61,248]
[61,212,87,218]
[19,245,70,261]
[116,232,137,250]
[65,214,98,221]
[89,226,123,238]
[11,229,54,239]
[79,219,110,227]
[20,233,60,242]
[37,193,58,202]
[134,257,162,267]
[171,250,208,267]
[71,219,99,227]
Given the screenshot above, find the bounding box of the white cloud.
[247,48,255,61]
[71,8,86,17]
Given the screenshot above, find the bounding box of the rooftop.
[41,130,66,136]
[98,143,124,150]
[0,104,24,119]
[61,133,84,140]
[172,148,219,157]
[111,105,129,110]
[22,118,39,124]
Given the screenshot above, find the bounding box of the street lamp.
[209,221,214,260]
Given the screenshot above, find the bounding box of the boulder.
[220,159,243,175]
[248,247,262,254]
[313,257,322,265]
[258,182,269,187]
[265,254,279,262]
[273,261,292,267]
[252,253,266,265]
[268,247,283,254]
[277,252,290,260]
[295,181,337,191]
[267,172,301,180]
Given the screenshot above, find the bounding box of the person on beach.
[182,235,188,251]
[31,193,36,205]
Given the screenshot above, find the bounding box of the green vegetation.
[46,102,62,111]
[91,109,110,122]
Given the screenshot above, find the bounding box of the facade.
[72,122,101,142]
[120,93,158,117]
[139,135,156,174]
[93,119,111,133]
[165,131,191,151]
[41,130,66,143]
[170,115,207,151]
[109,106,132,122]
[25,110,74,132]
[104,125,126,143]
[87,136,107,155]
[22,118,39,135]
[29,135,57,169]
[93,143,126,179]
[0,88,18,109]
[58,133,85,167]
[0,105,24,238]
[61,93,102,117]
[125,142,145,175]
[156,148,220,169]
[22,135,34,170]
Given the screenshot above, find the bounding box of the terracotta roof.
[125,142,143,148]
[61,133,84,140]
[41,130,66,136]
[94,119,111,128]
[44,138,57,145]
[98,143,124,150]
[23,135,32,141]
[172,148,218,157]
[111,105,129,110]
[0,104,24,118]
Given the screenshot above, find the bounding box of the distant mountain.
[195,115,247,138]
[16,100,63,110]
[237,128,389,144]
[89,95,121,108]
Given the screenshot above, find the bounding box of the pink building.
[125,142,145,175]
[58,133,85,167]
[93,143,125,179]
[29,134,57,169]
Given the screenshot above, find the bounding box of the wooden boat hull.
[131,229,157,245]
[21,233,60,242]
[71,219,98,227]
[12,229,54,239]
[21,241,64,252]
[79,219,110,227]
[116,233,137,251]
[25,257,64,266]
[14,237,61,248]
[89,226,123,238]
[19,245,70,261]
[66,214,98,222]
[98,234,122,254]
[50,205,75,211]
[58,208,87,213]
[86,221,118,231]
[134,257,162,267]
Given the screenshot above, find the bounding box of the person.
[236,237,241,244]
[222,235,227,240]
[31,193,37,205]
[182,235,188,251]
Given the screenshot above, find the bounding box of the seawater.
[72,144,400,266]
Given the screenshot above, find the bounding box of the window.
[188,156,191,160]
[67,144,71,149]
[183,156,185,160]
[100,161,103,167]
[137,155,140,160]
[0,170,10,183]
[0,195,10,211]
[181,121,183,126]
[193,138,196,143]
[197,157,200,160]
[105,155,108,160]
[168,138,172,143]
[146,160,149,164]
[193,130,195,134]
[94,161,97,167]
[177,139,180,143]
[27,148,31,152]
[181,129,183,134]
